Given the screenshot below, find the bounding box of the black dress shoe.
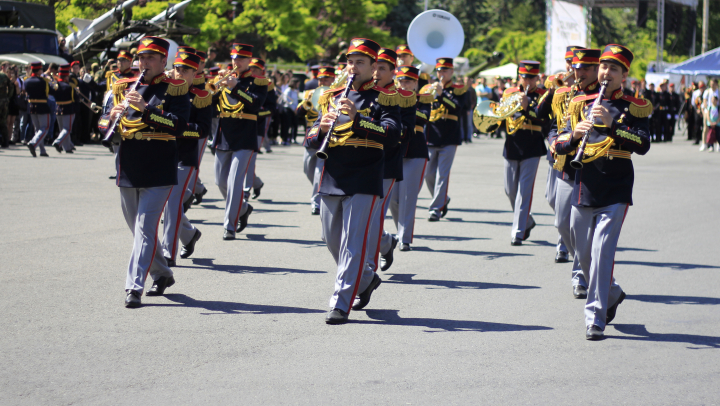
[236,204,253,233]
[252,183,264,199]
[40,152,49,157]
[573,285,588,299]
[54,144,63,153]
[223,229,235,240]
[606,291,626,324]
[180,229,202,258]
[511,238,522,246]
[555,251,569,263]
[441,197,451,218]
[146,276,175,296]
[352,273,382,310]
[65,150,73,154]
[325,308,349,324]
[28,144,36,157]
[399,243,411,252]
[428,213,440,222]
[379,235,398,271]
[522,216,536,240]
[193,187,208,204]
[125,290,142,308]
[311,207,320,215]
[164,257,176,267]
[182,196,193,213]
[109,175,117,180]
[586,325,604,340]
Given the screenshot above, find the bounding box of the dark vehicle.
[0,1,68,66]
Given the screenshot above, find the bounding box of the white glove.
[83,73,92,83]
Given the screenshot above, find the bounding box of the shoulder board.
[112,77,136,95]
[318,87,344,108]
[544,75,556,89]
[418,93,434,104]
[190,87,212,108]
[555,86,571,94]
[452,82,468,96]
[253,75,269,86]
[397,89,416,108]
[622,95,653,118]
[419,84,433,94]
[162,77,189,96]
[372,86,399,107]
[503,87,520,96]
[571,94,599,103]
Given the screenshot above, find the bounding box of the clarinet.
[101,69,148,148]
[315,73,356,160]
[569,80,609,170]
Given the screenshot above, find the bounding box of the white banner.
[545,0,587,75]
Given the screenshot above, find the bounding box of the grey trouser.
[189,137,209,196]
[365,179,396,272]
[303,147,324,210]
[504,157,540,240]
[571,203,627,330]
[321,193,377,313]
[425,145,457,215]
[162,165,198,261]
[209,118,219,146]
[215,149,253,231]
[119,186,174,292]
[29,113,51,154]
[53,114,75,151]
[388,158,428,244]
[243,147,264,201]
[546,163,567,253]
[556,178,586,288]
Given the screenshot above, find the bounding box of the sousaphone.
[407,10,465,74]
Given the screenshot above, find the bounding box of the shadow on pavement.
[361,309,552,333]
[187,258,324,274]
[616,247,658,252]
[245,234,324,246]
[627,294,720,305]
[443,218,512,226]
[413,234,488,242]
[256,199,307,206]
[611,324,720,349]
[386,273,540,290]
[615,260,720,270]
[159,293,325,315]
[411,246,531,260]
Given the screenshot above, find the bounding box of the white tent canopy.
[478,63,518,79]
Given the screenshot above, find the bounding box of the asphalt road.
[1,136,719,405]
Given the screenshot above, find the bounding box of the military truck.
[0,1,68,67]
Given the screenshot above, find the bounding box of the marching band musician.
[205,65,220,159]
[212,43,269,240]
[387,65,433,252]
[549,48,602,299]
[297,66,336,215]
[97,36,193,307]
[106,50,135,92]
[363,48,416,276]
[503,60,547,245]
[160,51,211,267]
[425,57,467,222]
[25,61,56,157]
[243,57,272,201]
[187,50,211,205]
[306,38,401,324]
[51,64,76,154]
[541,46,581,262]
[554,44,651,340]
[396,45,427,90]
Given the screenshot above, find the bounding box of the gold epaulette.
[622,95,652,118]
[544,75,555,89]
[105,71,114,79]
[397,89,417,108]
[551,91,567,119]
[163,78,189,96]
[452,82,468,96]
[268,82,275,91]
[253,76,269,86]
[191,88,212,108]
[376,88,399,107]
[112,78,133,95]
[318,88,341,112]
[193,75,205,86]
[418,93,434,104]
[567,96,589,130]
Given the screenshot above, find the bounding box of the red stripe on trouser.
[232,153,255,227]
[411,160,428,243]
[609,204,630,284]
[143,188,173,283]
[371,180,395,272]
[347,195,378,314]
[170,167,195,260]
[34,114,50,145]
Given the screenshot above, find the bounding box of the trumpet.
[316,73,356,160]
[207,66,240,93]
[569,80,608,170]
[552,71,575,89]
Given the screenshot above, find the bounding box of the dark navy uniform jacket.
[25,73,53,115]
[555,88,652,207]
[257,82,278,145]
[214,69,268,152]
[98,73,192,188]
[177,86,212,168]
[426,81,467,147]
[306,79,402,197]
[52,78,76,115]
[405,87,432,160]
[382,85,416,181]
[503,86,548,161]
